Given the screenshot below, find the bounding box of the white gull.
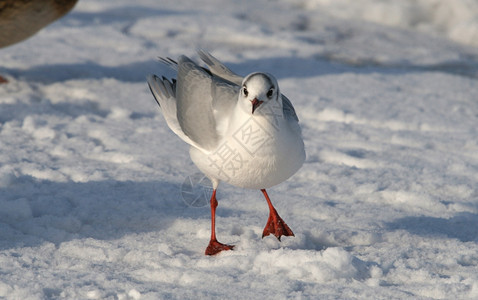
[147,50,305,255]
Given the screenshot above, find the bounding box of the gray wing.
[176,55,237,151]
[147,75,198,147]
[198,50,243,85]
[282,95,299,122]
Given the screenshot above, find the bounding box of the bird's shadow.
[0,176,199,251]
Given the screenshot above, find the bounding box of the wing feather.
[147,75,199,148]
[175,56,237,151]
[198,50,243,85]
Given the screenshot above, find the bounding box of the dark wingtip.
[147,85,161,108]
[158,57,178,67]
[147,75,161,108]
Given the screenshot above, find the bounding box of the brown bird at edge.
[0,0,78,83]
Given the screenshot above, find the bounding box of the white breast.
[190,104,305,189]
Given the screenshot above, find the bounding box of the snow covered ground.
[1,0,478,299]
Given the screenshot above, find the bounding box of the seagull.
[147,50,305,255]
[0,0,78,83]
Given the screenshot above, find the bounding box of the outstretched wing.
[198,50,243,85]
[175,55,238,151]
[147,75,201,148]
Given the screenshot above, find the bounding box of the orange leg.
[205,189,234,255]
[261,189,294,240]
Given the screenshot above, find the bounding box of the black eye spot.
[243,86,249,97]
[267,88,274,98]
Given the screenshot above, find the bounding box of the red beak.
[251,98,263,114]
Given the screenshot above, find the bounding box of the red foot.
[262,209,295,241]
[205,239,234,256]
[261,189,294,241]
[0,76,8,84]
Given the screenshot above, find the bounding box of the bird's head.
[239,72,281,115]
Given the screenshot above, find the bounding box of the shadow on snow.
[0,176,194,250]
[386,213,478,243]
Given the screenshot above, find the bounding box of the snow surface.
[1,0,478,299]
[307,0,478,48]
